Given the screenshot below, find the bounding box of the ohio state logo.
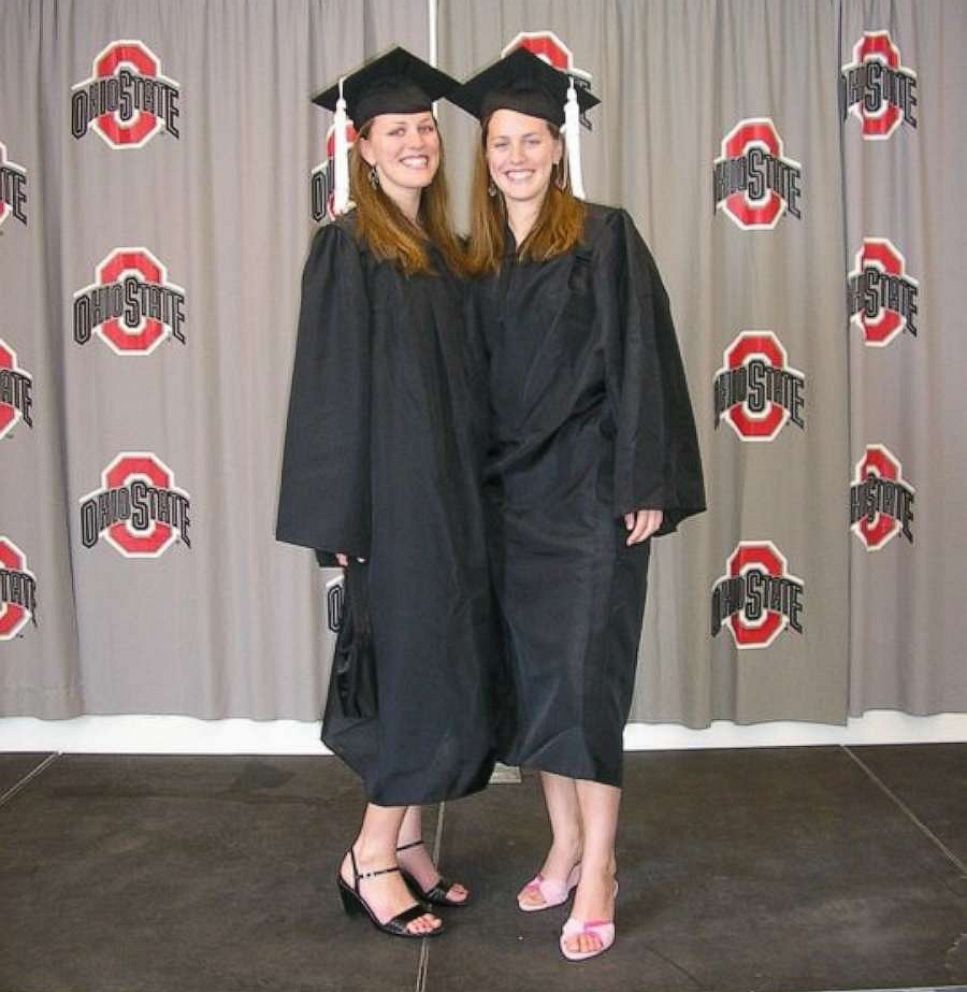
[310,122,357,223]
[0,338,34,439]
[714,332,804,441]
[0,140,28,228]
[840,32,917,139]
[71,41,180,148]
[850,444,914,550]
[502,31,591,80]
[79,452,191,558]
[0,537,37,640]
[73,248,186,354]
[713,119,802,230]
[502,31,593,121]
[847,238,918,346]
[711,542,804,649]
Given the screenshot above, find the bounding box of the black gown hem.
[512,755,622,789]
[363,772,495,808]
[326,739,499,805]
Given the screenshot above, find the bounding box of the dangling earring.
[487,179,497,198]
[369,165,380,190]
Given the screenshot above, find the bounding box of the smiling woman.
[276,48,500,942]
[348,108,464,276]
[360,113,440,207]
[486,110,560,206]
[452,46,705,962]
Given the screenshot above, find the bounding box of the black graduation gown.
[471,203,705,787]
[277,213,499,806]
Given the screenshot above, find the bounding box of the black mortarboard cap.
[313,47,459,129]
[449,47,600,126]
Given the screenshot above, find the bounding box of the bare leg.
[517,771,583,908]
[339,803,442,934]
[396,805,468,903]
[563,780,621,954]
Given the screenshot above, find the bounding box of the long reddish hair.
[349,119,466,277]
[465,115,585,277]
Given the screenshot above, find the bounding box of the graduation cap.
[312,47,460,215]
[449,47,600,199]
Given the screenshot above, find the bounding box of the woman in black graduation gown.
[451,49,705,960]
[277,49,499,939]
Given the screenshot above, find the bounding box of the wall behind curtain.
[1,0,965,727]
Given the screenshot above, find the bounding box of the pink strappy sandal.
[516,862,581,912]
[559,917,615,961]
[559,879,618,961]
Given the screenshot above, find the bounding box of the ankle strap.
[396,839,425,853]
[357,864,401,880]
[349,846,401,889]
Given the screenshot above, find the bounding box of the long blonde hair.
[349,120,466,277]
[465,115,585,277]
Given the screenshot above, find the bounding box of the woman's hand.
[336,553,349,567]
[624,509,663,546]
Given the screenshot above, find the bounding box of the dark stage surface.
[0,744,964,992]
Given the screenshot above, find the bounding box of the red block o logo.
[508,33,569,70]
[725,120,783,229]
[850,445,914,551]
[726,543,786,648]
[0,340,19,437]
[855,447,898,548]
[0,538,33,639]
[718,332,793,441]
[104,453,177,557]
[96,249,167,354]
[502,31,590,80]
[849,239,917,347]
[94,42,160,146]
[853,33,902,139]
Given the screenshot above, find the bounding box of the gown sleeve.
[276,221,372,562]
[596,208,706,536]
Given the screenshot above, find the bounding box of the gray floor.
[0,745,964,992]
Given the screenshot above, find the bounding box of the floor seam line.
[415,800,445,992]
[806,986,967,992]
[0,752,61,809]
[641,942,707,989]
[842,745,967,876]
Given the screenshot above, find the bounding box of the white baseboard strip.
[0,711,964,755]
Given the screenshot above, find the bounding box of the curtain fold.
[1,0,964,726]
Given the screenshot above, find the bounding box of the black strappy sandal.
[336,847,445,938]
[396,839,472,908]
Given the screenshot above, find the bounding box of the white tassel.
[563,77,585,200]
[333,77,350,215]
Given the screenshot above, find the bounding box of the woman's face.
[485,109,562,207]
[360,112,440,203]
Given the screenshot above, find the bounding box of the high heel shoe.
[336,847,444,938]
[517,862,581,912]
[559,879,618,962]
[396,839,471,908]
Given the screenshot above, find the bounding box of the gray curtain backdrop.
[0,0,428,719]
[840,0,967,717]
[1,0,965,727]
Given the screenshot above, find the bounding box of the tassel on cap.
[563,77,585,200]
[448,48,600,197]
[332,77,350,216]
